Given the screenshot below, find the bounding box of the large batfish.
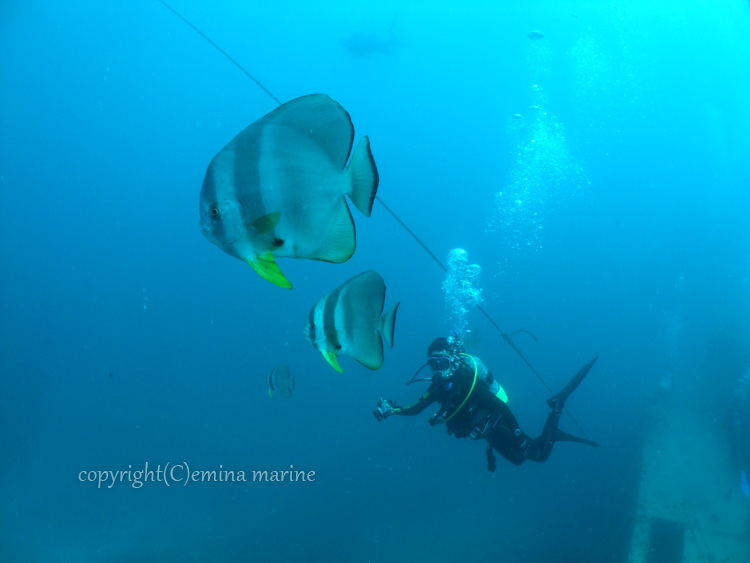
[305,270,399,373]
[199,94,379,289]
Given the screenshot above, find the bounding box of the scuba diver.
[373,334,600,471]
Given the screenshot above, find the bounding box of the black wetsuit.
[391,355,570,466]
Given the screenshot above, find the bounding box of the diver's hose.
[442,354,479,423]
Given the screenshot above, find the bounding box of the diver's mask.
[407,355,452,386]
[432,331,465,376]
[427,356,452,372]
[406,331,465,386]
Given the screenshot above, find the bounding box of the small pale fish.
[305,270,399,372]
[199,94,379,289]
[267,364,294,398]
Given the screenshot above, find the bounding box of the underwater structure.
[626,368,750,562]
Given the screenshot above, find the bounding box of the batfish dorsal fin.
[344,270,386,319]
[260,94,354,170]
[244,252,292,289]
[341,270,388,370]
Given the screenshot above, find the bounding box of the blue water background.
[1,1,749,561]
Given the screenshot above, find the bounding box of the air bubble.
[443,249,483,340]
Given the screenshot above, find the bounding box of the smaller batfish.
[527,30,545,40]
[305,270,399,373]
[267,364,294,398]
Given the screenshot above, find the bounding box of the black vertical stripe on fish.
[342,284,357,346]
[267,369,275,391]
[324,284,345,351]
[307,307,317,347]
[231,125,265,231]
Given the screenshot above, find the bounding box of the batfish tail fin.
[245,252,293,289]
[377,301,400,348]
[346,136,379,217]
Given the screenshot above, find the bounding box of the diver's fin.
[322,351,343,373]
[547,357,598,410]
[245,252,292,289]
[249,212,281,235]
[486,445,497,472]
[554,428,600,448]
[346,136,378,217]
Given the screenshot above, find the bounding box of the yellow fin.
[495,386,508,404]
[249,212,281,234]
[268,388,273,398]
[245,252,292,289]
[322,351,343,373]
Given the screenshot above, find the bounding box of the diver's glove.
[428,414,444,426]
[428,408,449,426]
[373,398,396,422]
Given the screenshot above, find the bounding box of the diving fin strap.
[245,252,292,289]
[321,351,343,373]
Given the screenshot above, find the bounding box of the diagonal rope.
[157,0,283,105]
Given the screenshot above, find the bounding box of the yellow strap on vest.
[443,354,478,423]
[495,385,508,403]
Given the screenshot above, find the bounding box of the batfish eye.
[210,207,219,217]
